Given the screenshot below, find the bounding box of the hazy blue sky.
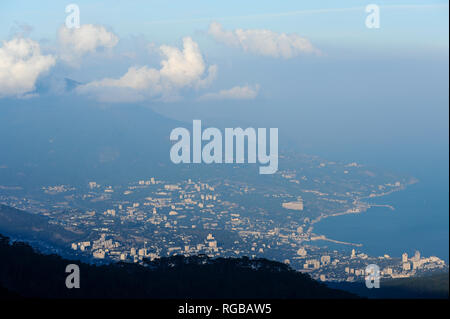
[0,0,448,161]
[1,1,447,96]
[0,1,448,47]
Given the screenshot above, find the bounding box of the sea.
[312,142,449,262]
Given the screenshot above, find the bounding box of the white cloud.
[158,37,211,87]
[59,24,119,63]
[77,37,217,102]
[198,84,259,101]
[0,37,56,97]
[208,22,320,58]
[196,65,218,89]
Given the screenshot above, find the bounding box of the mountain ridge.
[0,233,357,299]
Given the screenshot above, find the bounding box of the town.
[0,153,446,282]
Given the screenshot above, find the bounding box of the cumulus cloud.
[196,64,218,89]
[198,84,259,101]
[208,22,320,58]
[0,37,56,98]
[77,37,217,102]
[59,24,119,63]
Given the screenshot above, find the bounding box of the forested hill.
[327,272,449,299]
[0,234,356,299]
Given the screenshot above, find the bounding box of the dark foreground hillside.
[0,234,356,299]
[327,272,449,299]
[0,283,21,299]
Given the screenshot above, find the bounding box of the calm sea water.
[313,146,449,261]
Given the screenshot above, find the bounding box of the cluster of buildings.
[1,157,446,283]
[71,232,221,263]
[64,178,449,281]
[301,248,446,282]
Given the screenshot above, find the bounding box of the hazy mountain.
[0,96,181,187]
[64,78,82,92]
[0,204,84,252]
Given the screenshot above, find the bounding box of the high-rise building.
[402,252,408,263]
[402,262,411,271]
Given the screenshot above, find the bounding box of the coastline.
[307,180,417,254]
[311,179,449,261]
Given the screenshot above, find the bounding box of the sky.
[0,1,448,97]
[0,0,448,160]
[0,1,448,46]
